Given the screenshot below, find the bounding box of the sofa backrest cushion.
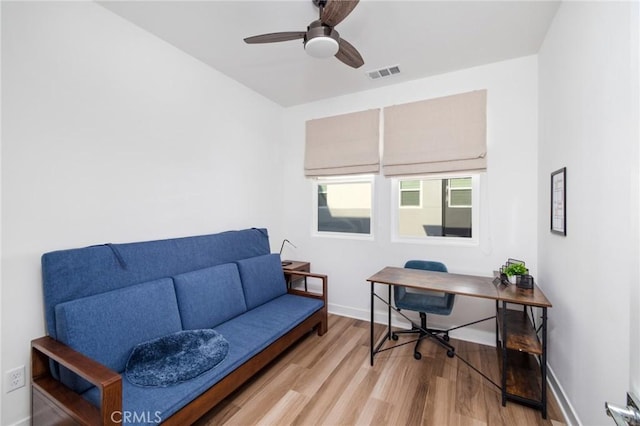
[235,254,287,310]
[54,278,182,393]
[41,228,270,340]
[173,263,247,329]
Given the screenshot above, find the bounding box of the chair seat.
[392,260,456,360]
[395,291,453,316]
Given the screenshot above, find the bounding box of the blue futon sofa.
[31,228,328,425]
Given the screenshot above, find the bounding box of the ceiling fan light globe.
[304,36,339,58]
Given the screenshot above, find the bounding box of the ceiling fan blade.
[335,38,364,68]
[321,0,359,27]
[244,32,306,44]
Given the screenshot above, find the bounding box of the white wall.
[0,2,4,421]
[632,0,640,406]
[1,2,284,424]
[4,2,637,425]
[538,2,639,425]
[282,56,540,345]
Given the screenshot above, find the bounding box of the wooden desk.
[368,267,498,300]
[367,266,552,418]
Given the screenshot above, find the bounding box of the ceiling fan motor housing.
[304,21,340,58]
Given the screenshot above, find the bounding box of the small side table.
[282,260,310,291]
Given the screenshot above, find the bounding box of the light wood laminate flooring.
[196,315,566,426]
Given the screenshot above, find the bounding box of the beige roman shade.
[382,90,487,176]
[304,109,380,177]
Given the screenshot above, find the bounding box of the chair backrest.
[404,260,448,273]
[394,260,456,313]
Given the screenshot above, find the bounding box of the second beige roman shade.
[382,90,487,176]
[305,109,380,177]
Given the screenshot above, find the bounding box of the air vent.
[367,65,401,80]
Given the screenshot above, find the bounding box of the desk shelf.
[497,308,542,354]
[497,344,542,401]
[496,304,547,416]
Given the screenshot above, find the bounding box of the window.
[399,180,421,208]
[448,177,472,208]
[393,175,479,241]
[314,176,373,236]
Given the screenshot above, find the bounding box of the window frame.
[390,173,480,245]
[312,175,375,240]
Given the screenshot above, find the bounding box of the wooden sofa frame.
[32,271,328,425]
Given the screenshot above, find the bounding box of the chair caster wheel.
[443,334,450,342]
[447,350,455,358]
[391,333,399,341]
[414,351,422,360]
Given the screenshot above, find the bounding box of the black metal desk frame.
[368,267,551,419]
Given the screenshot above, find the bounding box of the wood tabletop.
[282,260,310,271]
[367,266,551,307]
[496,281,552,307]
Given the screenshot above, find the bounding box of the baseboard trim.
[547,364,581,425]
[8,417,30,426]
[328,303,495,347]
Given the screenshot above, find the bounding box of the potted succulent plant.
[504,263,528,284]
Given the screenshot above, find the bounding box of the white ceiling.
[99,0,560,107]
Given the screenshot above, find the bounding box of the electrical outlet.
[6,366,25,392]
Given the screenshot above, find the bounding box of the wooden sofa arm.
[286,271,328,335]
[32,336,122,425]
[286,271,327,301]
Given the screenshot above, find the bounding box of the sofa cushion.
[41,228,271,341]
[235,254,287,309]
[125,329,229,387]
[55,278,182,393]
[82,294,324,424]
[173,263,247,329]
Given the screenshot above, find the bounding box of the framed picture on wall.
[550,167,566,235]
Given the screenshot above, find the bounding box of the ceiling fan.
[244,0,364,69]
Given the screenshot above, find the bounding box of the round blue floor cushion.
[125,329,229,387]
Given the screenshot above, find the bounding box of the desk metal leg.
[370,283,395,366]
[495,300,499,348]
[370,282,374,366]
[387,285,392,340]
[501,300,507,407]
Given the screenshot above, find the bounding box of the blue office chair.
[391,260,456,360]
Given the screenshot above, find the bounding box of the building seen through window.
[317,179,372,235]
[398,177,473,238]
